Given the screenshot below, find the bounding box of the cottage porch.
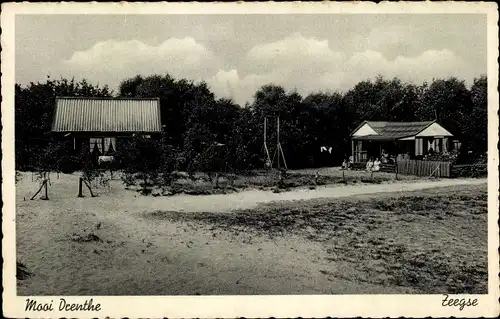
[350,121,456,164]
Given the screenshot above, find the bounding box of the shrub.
[17,262,32,280]
[189,144,227,188]
[451,164,487,178]
[15,171,22,183]
[116,136,164,194]
[58,155,81,174]
[159,145,180,187]
[121,171,136,187]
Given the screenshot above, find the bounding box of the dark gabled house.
[51,97,162,156]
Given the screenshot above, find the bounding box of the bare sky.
[16,14,487,105]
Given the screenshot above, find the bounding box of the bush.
[451,164,487,178]
[189,145,227,187]
[121,171,136,187]
[17,262,32,280]
[58,155,81,174]
[159,145,180,187]
[15,171,22,183]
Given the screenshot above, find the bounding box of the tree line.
[15,74,487,173]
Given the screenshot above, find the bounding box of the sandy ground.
[17,172,485,213]
[15,172,487,295]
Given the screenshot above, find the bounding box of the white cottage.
[350,120,457,162]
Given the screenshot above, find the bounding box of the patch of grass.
[127,169,411,196]
[17,262,32,280]
[70,232,102,243]
[146,184,488,293]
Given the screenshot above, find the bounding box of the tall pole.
[264,117,267,143]
[277,116,280,169]
[263,117,271,168]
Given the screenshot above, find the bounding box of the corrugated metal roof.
[364,121,434,139]
[52,97,161,133]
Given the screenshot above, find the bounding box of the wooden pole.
[394,141,398,180]
[78,178,84,197]
[83,179,97,197]
[351,139,355,163]
[43,180,49,200]
[429,163,440,178]
[30,180,46,200]
[277,116,280,169]
[263,117,271,168]
[264,117,267,143]
[279,145,288,170]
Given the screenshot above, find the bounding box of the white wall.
[416,123,453,137]
[415,138,424,156]
[352,123,378,136]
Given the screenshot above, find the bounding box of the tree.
[468,76,487,153]
[118,74,216,148]
[248,84,306,168]
[416,77,473,135]
[29,139,66,200]
[190,144,227,187]
[15,77,112,170]
[303,92,347,166]
[117,135,164,194]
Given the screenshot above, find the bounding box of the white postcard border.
[2,2,499,318]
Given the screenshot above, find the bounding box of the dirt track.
[16,173,487,295]
[118,177,486,213]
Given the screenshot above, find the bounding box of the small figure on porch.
[366,158,374,171]
[381,149,389,164]
[373,158,381,172]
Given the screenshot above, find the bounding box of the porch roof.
[352,135,398,141]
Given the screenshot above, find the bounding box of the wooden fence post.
[30,180,47,200]
[83,179,97,197]
[78,178,84,197]
[395,158,398,180]
[43,180,49,200]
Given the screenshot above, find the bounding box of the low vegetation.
[17,262,32,281]
[120,169,416,196]
[148,185,488,293]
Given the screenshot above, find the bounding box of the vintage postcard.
[2,1,499,318]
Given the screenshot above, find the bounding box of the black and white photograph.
[2,2,499,318]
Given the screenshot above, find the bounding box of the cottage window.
[89,138,103,154]
[104,138,116,153]
[89,137,116,154]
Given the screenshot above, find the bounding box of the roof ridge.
[56,96,160,100]
[366,120,433,124]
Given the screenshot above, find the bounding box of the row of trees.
[15,74,488,174]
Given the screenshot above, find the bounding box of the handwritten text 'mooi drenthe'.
[25,298,101,311]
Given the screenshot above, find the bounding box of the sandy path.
[17,173,414,295]
[15,174,486,295]
[113,178,486,213]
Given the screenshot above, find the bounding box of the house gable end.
[352,123,378,137]
[416,122,453,137]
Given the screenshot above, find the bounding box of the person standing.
[366,158,374,171]
[373,158,381,172]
